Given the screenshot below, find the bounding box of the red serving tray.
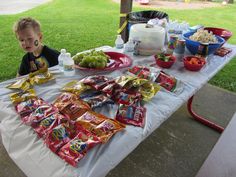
[74,52,132,71]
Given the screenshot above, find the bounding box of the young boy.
[13,17,59,76]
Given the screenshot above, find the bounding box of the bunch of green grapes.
[73,50,110,69]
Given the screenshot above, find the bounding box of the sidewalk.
[1,84,236,177]
[0,0,51,15]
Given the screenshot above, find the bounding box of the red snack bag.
[114,91,141,105]
[81,93,114,109]
[80,75,111,90]
[214,47,232,57]
[15,98,38,118]
[34,113,68,138]
[75,111,107,131]
[155,71,177,92]
[116,104,146,127]
[101,82,122,97]
[21,101,58,126]
[58,127,101,167]
[92,119,125,143]
[45,122,76,153]
[60,99,90,120]
[128,65,150,75]
[53,92,78,111]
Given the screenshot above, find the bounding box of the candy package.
[61,81,91,95]
[29,68,55,85]
[75,111,107,131]
[114,91,141,105]
[101,82,122,97]
[6,78,31,91]
[58,127,101,167]
[155,71,177,92]
[128,65,160,81]
[45,122,77,153]
[81,93,114,109]
[22,103,58,126]
[10,88,37,104]
[15,98,39,118]
[60,99,90,120]
[214,47,232,57]
[92,119,125,143]
[53,92,79,111]
[80,75,112,90]
[116,104,146,127]
[34,113,68,138]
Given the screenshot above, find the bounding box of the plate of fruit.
[73,50,132,71]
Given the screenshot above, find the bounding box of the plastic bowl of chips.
[183,55,206,71]
[204,27,233,42]
[183,31,225,55]
[155,53,176,68]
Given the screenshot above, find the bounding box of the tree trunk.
[228,0,234,4]
[119,0,133,42]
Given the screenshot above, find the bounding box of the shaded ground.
[113,0,221,9]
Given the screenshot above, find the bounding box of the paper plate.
[74,52,132,71]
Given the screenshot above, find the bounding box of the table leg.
[187,95,224,133]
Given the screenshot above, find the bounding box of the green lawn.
[0,0,235,92]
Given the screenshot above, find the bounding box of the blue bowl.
[183,31,225,55]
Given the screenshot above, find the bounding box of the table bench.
[195,112,236,177]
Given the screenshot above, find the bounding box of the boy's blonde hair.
[13,17,41,34]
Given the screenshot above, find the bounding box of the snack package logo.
[70,138,87,153]
[99,121,114,132]
[133,108,143,121]
[82,113,96,122]
[40,115,55,127]
[52,126,68,140]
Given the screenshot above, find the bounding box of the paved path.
[0,0,51,15]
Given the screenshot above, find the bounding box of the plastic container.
[129,24,165,55]
[63,53,75,76]
[124,39,135,53]
[58,49,66,72]
[115,35,124,49]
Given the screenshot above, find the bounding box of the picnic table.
[0,44,235,177]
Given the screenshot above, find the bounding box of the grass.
[0,0,235,92]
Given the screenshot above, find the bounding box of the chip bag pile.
[128,65,183,94]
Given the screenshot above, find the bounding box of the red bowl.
[155,54,176,68]
[204,27,233,42]
[183,56,206,71]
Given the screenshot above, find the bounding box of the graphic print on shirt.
[35,57,49,69]
[30,61,38,72]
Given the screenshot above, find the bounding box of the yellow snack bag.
[10,88,37,104]
[29,68,54,85]
[61,81,91,95]
[6,78,31,91]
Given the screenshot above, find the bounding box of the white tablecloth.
[0,44,235,177]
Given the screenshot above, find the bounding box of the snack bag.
[6,78,31,91]
[60,99,90,120]
[34,113,68,138]
[138,82,161,101]
[101,82,122,97]
[29,68,54,85]
[45,122,76,153]
[53,92,79,111]
[114,91,141,105]
[80,75,112,90]
[214,47,232,57]
[116,104,146,127]
[92,119,125,143]
[10,88,37,104]
[75,110,107,131]
[61,81,91,95]
[22,103,58,126]
[15,98,39,118]
[115,75,136,88]
[58,127,101,167]
[81,93,114,109]
[155,71,177,92]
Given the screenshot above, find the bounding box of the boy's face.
[16,27,42,53]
